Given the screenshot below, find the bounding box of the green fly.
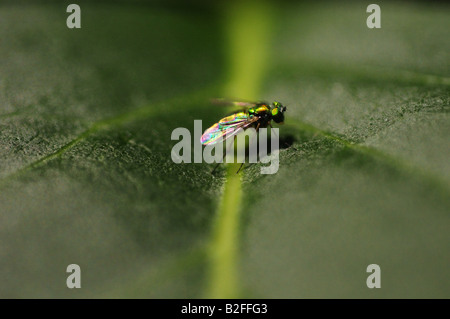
[200,99,287,172]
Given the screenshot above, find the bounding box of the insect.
[200,99,287,173]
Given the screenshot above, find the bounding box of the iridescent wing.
[201,112,259,145]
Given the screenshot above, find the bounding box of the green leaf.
[0,0,449,298]
[239,1,450,298]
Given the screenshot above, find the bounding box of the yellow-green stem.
[206,0,273,298]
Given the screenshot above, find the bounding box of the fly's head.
[271,101,287,123]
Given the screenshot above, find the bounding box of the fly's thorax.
[249,104,271,116]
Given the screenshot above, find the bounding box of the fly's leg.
[212,135,237,175]
[269,122,278,138]
[269,122,291,149]
[236,123,261,174]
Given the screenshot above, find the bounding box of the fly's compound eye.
[271,107,279,117]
